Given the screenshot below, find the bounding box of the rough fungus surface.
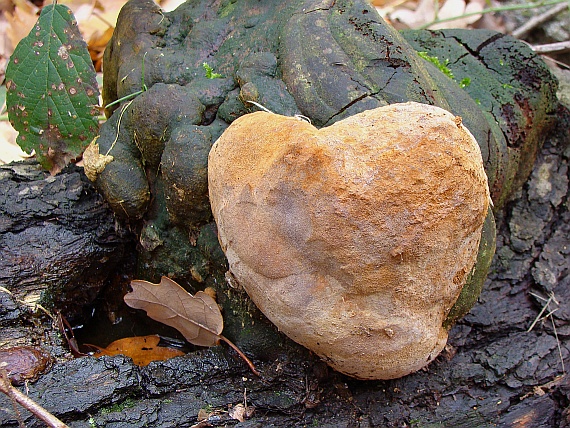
[208,104,490,380]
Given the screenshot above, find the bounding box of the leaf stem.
[219,335,261,377]
[418,0,568,30]
[104,90,144,109]
[105,99,134,156]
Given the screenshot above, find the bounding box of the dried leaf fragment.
[228,403,255,422]
[91,335,184,366]
[83,136,114,181]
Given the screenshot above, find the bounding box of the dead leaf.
[83,136,114,181]
[91,335,184,366]
[196,408,211,422]
[88,26,114,71]
[4,0,39,53]
[228,403,255,422]
[389,0,484,30]
[429,0,484,30]
[125,276,223,347]
[124,276,260,376]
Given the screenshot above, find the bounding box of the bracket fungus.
[208,102,490,379]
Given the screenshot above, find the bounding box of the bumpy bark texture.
[0,161,131,323]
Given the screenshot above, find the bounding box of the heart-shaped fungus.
[208,102,490,379]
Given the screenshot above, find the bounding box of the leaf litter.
[124,276,260,376]
[88,335,185,367]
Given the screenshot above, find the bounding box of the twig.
[511,2,569,39]
[551,313,565,373]
[418,0,569,30]
[219,335,260,377]
[531,41,570,55]
[527,291,565,374]
[527,293,554,332]
[542,55,570,70]
[1,367,24,428]
[0,367,69,428]
[244,100,274,114]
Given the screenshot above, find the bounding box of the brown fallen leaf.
[125,276,223,347]
[0,346,53,385]
[228,403,255,423]
[90,335,184,367]
[124,277,260,376]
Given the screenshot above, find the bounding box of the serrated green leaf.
[5,4,99,174]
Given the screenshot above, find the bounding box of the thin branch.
[551,314,565,373]
[511,2,569,38]
[418,0,569,30]
[527,291,565,375]
[531,41,570,55]
[0,368,69,428]
[219,335,260,377]
[527,294,554,332]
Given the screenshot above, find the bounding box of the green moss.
[100,398,137,415]
[203,62,223,79]
[444,208,496,329]
[459,77,471,88]
[417,51,454,79]
[417,52,471,89]
[218,0,237,18]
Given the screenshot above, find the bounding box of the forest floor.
[0,1,569,427]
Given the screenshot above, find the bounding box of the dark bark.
[0,161,133,331]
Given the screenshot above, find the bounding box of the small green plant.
[100,398,136,415]
[459,77,471,88]
[417,51,454,79]
[203,62,223,79]
[417,52,472,89]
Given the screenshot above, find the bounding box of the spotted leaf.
[5,4,99,175]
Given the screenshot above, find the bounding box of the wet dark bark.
[0,161,133,339]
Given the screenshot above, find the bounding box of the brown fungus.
[208,102,490,380]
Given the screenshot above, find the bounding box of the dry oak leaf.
[124,276,260,375]
[125,276,223,347]
[91,335,184,366]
